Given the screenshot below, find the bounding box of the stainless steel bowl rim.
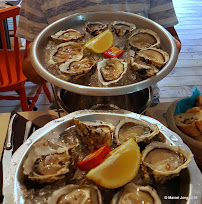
[31,11,178,96]
[3,110,202,204]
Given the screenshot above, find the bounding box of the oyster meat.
[111,21,136,37]
[59,57,96,78]
[111,182,161,204]
[128,29,160,50]
[115,118,159,145]
[137,48,169,68]
[23,140,78,183]
[49,42,83,64]
[86,22,108,36]
[73,118,115,151]
[48,184,102,204]
[51,29,83,42]
[129,55,159,78]
[97,58,128,86]
[141,142,193,184]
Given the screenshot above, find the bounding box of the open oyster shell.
[59,57,96,79]
[111,21,136,37]
[137,48,169,68]
[129,55,159,78]
[23,140,78,183]
[111,182,161,204]
[86,21,108,36]
[141,142,193,184]
[97,58,128,86]
[48,184,102,204]
[73,118,115,151]
[128,29,160,50]
[49,42,83,64]
[51,29,84,42]
[114,118,159,145]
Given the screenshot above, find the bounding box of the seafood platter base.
[55,86,152,114]
[31,11,178,96]
[3,110,202,204]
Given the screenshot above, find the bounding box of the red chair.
[0,6,52,111]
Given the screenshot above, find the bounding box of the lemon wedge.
[86,138,141,189]
[85,30,113,53]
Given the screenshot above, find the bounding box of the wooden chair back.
[0,6,23,86]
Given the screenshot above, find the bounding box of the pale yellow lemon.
[84,30,113,53]
[86,138,141,189]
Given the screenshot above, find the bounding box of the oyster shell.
[59,57,96,79]
[111,182,161,204]
[114,118,159,145]
[51,29,83,42]
[129,55,159,78]
[49,42,83,64]
[137,48,169,68]
[73,118,115,151]
[86,21,108,36]
[48,184,102,204]
[128,29,160,50]
[23,140,78,183]
[111,21,136,37]
[141,142,193,184]
[97,58,128,86]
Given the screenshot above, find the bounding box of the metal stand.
[50,84,61,118]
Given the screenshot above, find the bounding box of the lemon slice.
[85,30,113,53]
[86,138,141,189]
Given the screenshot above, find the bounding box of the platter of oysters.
[31,11,178,96]
[4,110,202,203]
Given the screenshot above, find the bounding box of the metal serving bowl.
[3,110,202,203]
[55,86,152,114]
[31,11,178,96]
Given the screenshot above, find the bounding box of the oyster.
[141,142,193,184]
[73,118,115,151]
[86,21,108,36]
[97,58,128,86]
[129,55,159,78]
[137,48,169,68]
[128,29,160,50]
[23,140,78,183]
[111,21,136,37]
[111,182,161,204]
[115,118,159,145]
[49,42,83,64]
[59,57,96,78]
[48,184,102,204]
[51,29,83,42]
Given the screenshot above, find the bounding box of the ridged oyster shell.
[23,140,78,183]
[137,48,169,68]
[48,184,102,204]
[141,142,193,184]
[73,118,115,151]
[49,42,83,64]
[111,182,161,204]
[128,29,160,50]
[59,57,96,79]
[111,21,136,37]
[97,58,128,86]
[129,55,159,78]
[86,21,108,36]
[51,29,83,42]
[114,118,159,145]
